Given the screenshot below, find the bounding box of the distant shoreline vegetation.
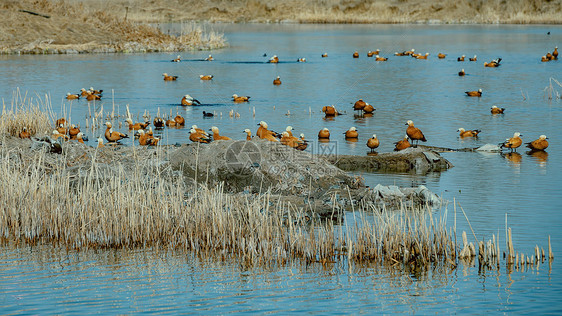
[0,0,227,55]
[78,0,562,25]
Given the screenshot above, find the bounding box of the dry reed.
[0,89,55,137]
[0,100,552,271]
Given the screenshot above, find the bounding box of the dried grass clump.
[0,0,227,54]
[0,90,54,137]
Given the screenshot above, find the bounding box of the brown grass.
[0,0,227,54]
[68,0,562,24]
[0,96,551,271]
[0,89,54,137]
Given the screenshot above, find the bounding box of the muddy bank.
[2,137,446,215]
[326,147,453,174]
[68,0,562,24]
[0,0,226,54]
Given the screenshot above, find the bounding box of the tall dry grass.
[0,100,551,270]
[0,90,55,137]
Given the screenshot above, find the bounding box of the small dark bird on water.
[203,111,214,117]
[263,53,267,57]
[547,31,550,35]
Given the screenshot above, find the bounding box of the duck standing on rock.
[500,132,523,152]
[394,135,411,151]
[406,120,427,147]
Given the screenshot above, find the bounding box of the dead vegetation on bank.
[69,0,562,24]
[0,0,227,54]
[0,94,552,272]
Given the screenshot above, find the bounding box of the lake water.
[1,24,562,313]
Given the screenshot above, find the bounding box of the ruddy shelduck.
[541,55,549,62]
[232,94,250,102]
[56,124,67,135]
[553,46,558,59]
[19,127,31,139]
[363,103,375,114]
[280,132,302,148]
[192,125,208,136]
[210,126,231,141]
[438,53,446,59]
[491,105,505,114]
[465,89,482,97]
[321,53,328,58]
[52,130,69,141]
[268,55,279,63]
[458,69,465,76]
[172,55,181,62]
[406,120,427,146]
[89,87,102,95]
[353,99,367,112]
[394,135,411,151]
[165,119,176,127]
[322,105,339,116]
[484,58,501,67]
[296,133,308,151]
[125,118,149,130]
[189,128,212,143]
[526,135,549,151]
[153,117,164,129]
[76,132,86,144]
[469,55,477,61]
[457,128,481,137]
[375,55,388,61]
[318,128,330,139]
[69,124,80,139]
[256,121,278,141]
[457,55,465,61]
[104,122,128,143]
[66,92,80,100]
[205,55,214,61]
[285,126,294,137]
[353,51,359,58]
[500,132,523,152]
[273,76,281,85]
[56,118,67,126]
[174,115,185,126]
[163,73,178,81]
[181,94,201,106]
[367,134,379,153]
[200,75,213,80]
[416,53,429,59]
[297,57,306,62]
[243,129,252,140]
[86,93,101,101]
[344,127,358,138]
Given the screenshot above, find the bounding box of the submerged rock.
[476,144,501,152]
[326,147,453,174]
